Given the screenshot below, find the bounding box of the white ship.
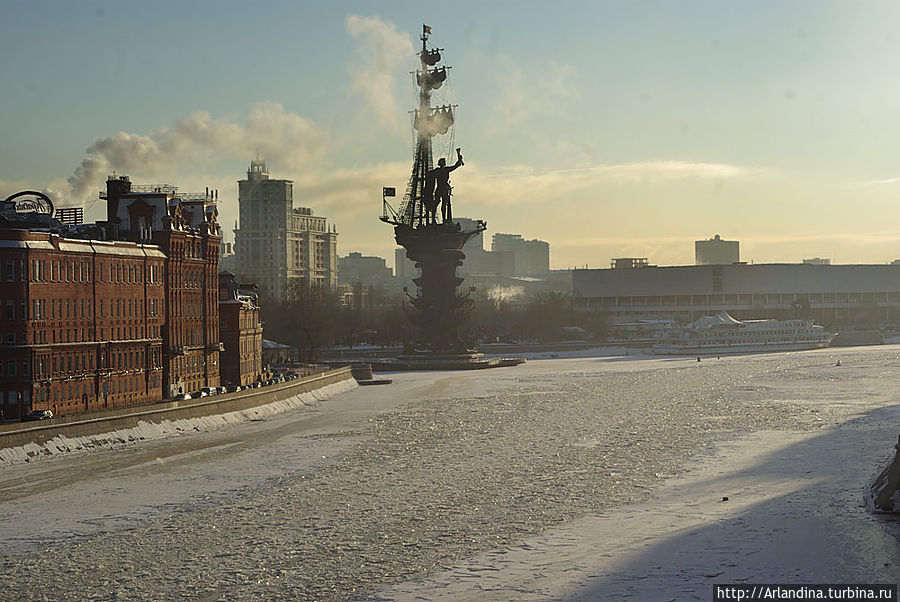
[652,312,835,355]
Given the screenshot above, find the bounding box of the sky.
[4,0,900,269]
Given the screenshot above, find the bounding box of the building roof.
[262,339,292,350]
[573,263,900,297]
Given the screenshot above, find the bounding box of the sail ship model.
[380,25,489,357]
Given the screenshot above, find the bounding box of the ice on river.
[2,348,899,600]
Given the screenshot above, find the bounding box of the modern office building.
[234,159,338,299]
[338,252,393,287]
[491,233,550,276]
[695,234,740,265]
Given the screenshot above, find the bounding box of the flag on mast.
[424,25,432,34]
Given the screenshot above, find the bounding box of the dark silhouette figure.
[423,171,438,224]
[427,148,463,223]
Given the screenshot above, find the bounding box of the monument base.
[371,351,525,372]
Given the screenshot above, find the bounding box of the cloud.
[854,177,900,187]
[345,15,415,133]
[481,160,755,180]
[291,160,410,218]
[454,160,759,209]
[487,59,579,132]
[65,102,330,203]
[0,178,35,201]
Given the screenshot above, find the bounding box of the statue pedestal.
[374,352,525,372]
[388,221,525,371]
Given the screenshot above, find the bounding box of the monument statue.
[426,148,464,224]
[380,25,489,360]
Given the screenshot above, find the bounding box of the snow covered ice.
[2,348,899,599]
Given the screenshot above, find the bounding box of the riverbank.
[0,367,354,464]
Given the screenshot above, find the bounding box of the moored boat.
[652,311,835,355]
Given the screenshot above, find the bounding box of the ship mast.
[391,24,453,228]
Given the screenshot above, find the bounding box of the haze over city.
[3,1,900,268]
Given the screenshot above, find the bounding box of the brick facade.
[0,177,224,419]
[102,176,222,396]
[0,229,165,419]
[218,272,264,386]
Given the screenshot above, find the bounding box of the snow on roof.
[262,339,292,350]
[692,312,743,328]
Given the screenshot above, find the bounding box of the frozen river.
[2,348,899,599]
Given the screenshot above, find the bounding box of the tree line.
[259,284,608,362]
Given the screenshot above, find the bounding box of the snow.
[0,378,357,466]
[2,346,900,598]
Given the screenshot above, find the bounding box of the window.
[5,260,13,281]
[7,360,15,376]
[6,333,13,345]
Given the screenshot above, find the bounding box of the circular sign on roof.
[2,191,55,215]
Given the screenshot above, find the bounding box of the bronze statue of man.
[427,148,464,223]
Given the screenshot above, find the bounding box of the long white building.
[573,262,900,328]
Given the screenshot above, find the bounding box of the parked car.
[174,393,192,401]
[21,410,53,422]
[200,387,217,397]
[191,390,208,398]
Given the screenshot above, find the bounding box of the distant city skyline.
[4,1,900,268]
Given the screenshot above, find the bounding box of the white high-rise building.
[234,159,338,299]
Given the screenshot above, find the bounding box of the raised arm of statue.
[448,148,464,172]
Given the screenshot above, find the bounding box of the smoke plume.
[345,15,415,133]
[66,102,329,203]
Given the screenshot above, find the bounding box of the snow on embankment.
[0,379,357,466]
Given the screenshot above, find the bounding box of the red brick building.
[0,229,165,419]
[218,272,264,386]
[0,178,223,419]
[102,176,222,396]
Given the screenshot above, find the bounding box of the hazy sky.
[4,1,900,268]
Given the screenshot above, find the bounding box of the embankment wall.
[0,367,352,450]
